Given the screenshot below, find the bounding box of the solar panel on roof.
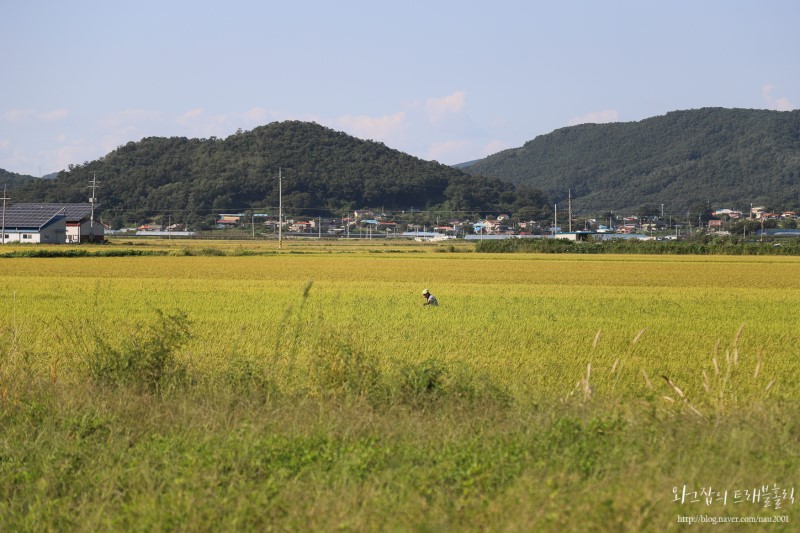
[3,205,60,228]
[48,203,95,222]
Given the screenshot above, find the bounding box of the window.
[22,234,31,240]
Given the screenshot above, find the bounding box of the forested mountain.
[0,169,37,189]
[464,108,800,214]
[9,121,550,228]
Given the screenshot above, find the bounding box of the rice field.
[1,240,799,531]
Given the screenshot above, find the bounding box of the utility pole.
[88,173,98,225]
[554,204,559,235]
[278,167,283,249]
[568,189,572,233]
[1,185,9,245]
[88,172,99,241]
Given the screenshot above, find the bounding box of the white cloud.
[49,136,99,170]
[56,145,87,169]
[244,107,275,124]
[427,139,473,163]
[480,140,511,158]
[39,109,69,122]
[0,139,9,150]
[173,109,238,139]
[4,109,36,121]
[179,108,205,123]
[762,84,794,111]
[425,91,467,124]
[96,107,319,152]
[567,109,620,126]
[96,110,165,154]
[3,108,68,122]
[103,109,162,126]
[490,117,508,129]
[336,112,407,143]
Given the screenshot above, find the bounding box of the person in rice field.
[421,289,438,307]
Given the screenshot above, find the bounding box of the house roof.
[5,203,95,227]
[3,203,78,229]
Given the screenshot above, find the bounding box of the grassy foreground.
[1,240,799,531]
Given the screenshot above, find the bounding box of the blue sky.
[1,0,798,176]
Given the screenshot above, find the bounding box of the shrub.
[311,329,386,403]
[86,309,191,393]
[398,358,447,405]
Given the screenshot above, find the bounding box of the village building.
[1,203,104,244]
[216,213,245,229]
[713,208,743,219]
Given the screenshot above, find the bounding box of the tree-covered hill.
[464,108,800,214]
[0,169,37,189]
[9,121,550,228]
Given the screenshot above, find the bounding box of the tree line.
[7,121,552,229]
[464,107,800,213]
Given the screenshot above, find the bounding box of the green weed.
[86,308,191,393]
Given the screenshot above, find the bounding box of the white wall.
[1,221,67,244]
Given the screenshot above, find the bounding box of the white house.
[2,203,67,244]
[61,203,104,243]
[1,203,104,244]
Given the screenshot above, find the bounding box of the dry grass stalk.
[50,362,57,385]
[712,355,720,376]
[754,349,763,379]
[611,357,620,374]
[661,375,685,398]
[565,362,594,402]
[642,370,653,389]
[702,370,710,393]
[662,395,675,403]
[582,363,593,399]
[765,380,775,392]
[660,375,705,419]
[631,328,646,345]
[723,349,732,384]
[592,329,601,349]
[686,402,705,419]
[733,322,746,349]
[732,323,745,366]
